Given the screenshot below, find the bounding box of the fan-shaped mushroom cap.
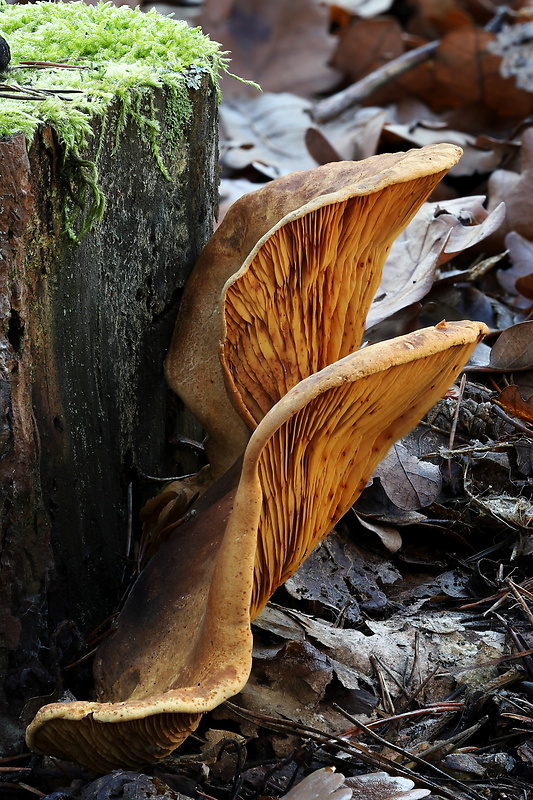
[167,144,462,477]
[27,320,486,773]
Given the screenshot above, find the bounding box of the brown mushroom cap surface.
[167,144,462,477]
[27,319,486,773]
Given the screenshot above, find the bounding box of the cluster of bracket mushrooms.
[26,144,488,773]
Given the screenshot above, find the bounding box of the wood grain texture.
[0,80,218,751]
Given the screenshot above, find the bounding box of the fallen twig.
[224,701,477,800]
[508,578,533,627]
[329,713,487,800]
[312,40,438,124]
[334,702,462,732]
[12,60,90,70]
[0,81,83,101]
[312,8,510,124]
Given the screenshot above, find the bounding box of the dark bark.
[0,81,218,751]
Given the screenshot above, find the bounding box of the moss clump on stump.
[0,0,229,237]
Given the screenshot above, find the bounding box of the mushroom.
[167,144,462,476]
[26,319,487,773]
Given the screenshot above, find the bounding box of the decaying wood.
[0,82,218,752]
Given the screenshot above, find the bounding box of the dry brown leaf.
[490,320,533,372]
[495,385,533,423]
[513,370,533,402]
[437,197,506,259]
[407,0,473,38]
[374,442,442,511]
[498,231,533,306]
[488,128,533,248]
[367,237,444,329]
[319,107,387,161]
[220,93,317,177]
[305,127,342,165]
[238,639,342,735]
[367,196,504,328]
[199,0,340,98]
[296,612,506,698]
[221,94,386,183]
[515,272,533,299]
[354,512,403,553]
[283,526,399,622]
[330,17,406,106]
[433,27,533,117]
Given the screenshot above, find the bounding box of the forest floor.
[6,0,533,798]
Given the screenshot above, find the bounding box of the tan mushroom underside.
[27,320,486,774]
[167,144,462,478]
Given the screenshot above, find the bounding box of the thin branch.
[312,40,438,124]
[339,715,488,800]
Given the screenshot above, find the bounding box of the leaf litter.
[13,0,533,799]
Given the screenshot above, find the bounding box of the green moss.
[0,1,232,238]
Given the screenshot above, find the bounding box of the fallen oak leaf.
[328,16,405,107]
[220,93,318,178]
[405,0,473,39]
[434,198,506,261]
[307,106,387,164]
[366,237,446,330]
[305,127,342,165]
[432,26,533,117]
[494,385,533,424]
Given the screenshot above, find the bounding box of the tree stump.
[0,68,218,752]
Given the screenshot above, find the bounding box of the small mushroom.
[167,144,462,477]
[26,320,487,773]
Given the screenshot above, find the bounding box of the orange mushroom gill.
[167,144,463,478]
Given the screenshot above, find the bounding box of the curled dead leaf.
[490,321,533,372]
[367,196,504,329]
[495,385,533,423]
[354,512,403,554]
